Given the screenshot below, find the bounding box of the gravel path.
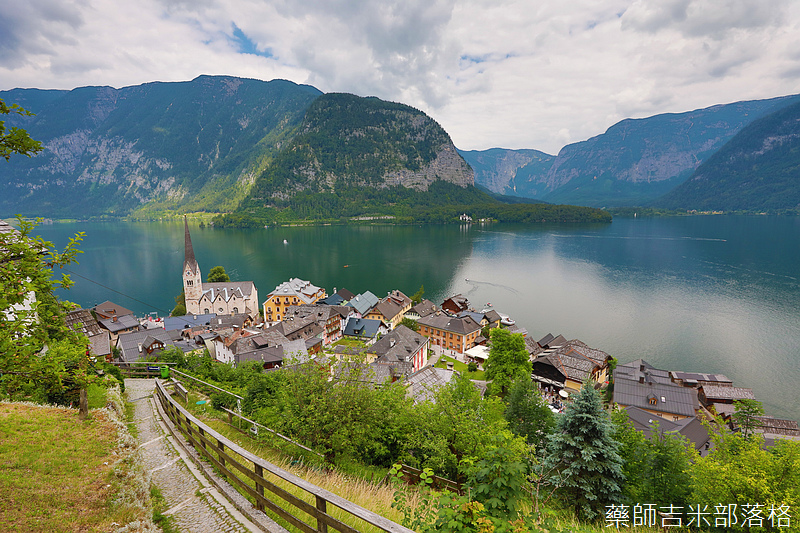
[126,378,261,533]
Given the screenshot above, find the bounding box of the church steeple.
[183,216,202,310]
[184,215,199,274]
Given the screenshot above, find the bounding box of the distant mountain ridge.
[1,76,322,217]
[654,99,800,211]
[465,94,800,207]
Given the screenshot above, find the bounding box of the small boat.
[343,265,349,268]
[283,239,288,244]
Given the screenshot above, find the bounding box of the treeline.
[215,181,611,227]
[158,347,800,532]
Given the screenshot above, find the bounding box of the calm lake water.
[33,216,800,421]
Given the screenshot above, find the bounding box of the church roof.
[184,216,199,275]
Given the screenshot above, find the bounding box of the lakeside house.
[613,359,698,421]
[346,291,380,318]
[65,309,111,361]
[405,299,437,320]
[417,312,481,355]
[529,338,613,393]
[363,324,429,374]
[440,294,470,315]
[262,278,326,325]
[365,290,412,330]
[342,317,388,344]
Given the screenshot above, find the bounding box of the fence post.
[217,438,226,468]
[315,495,328,533]
[254,464,265,512]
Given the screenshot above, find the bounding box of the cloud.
[2,0,800,154]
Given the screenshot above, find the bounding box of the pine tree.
[544,383,624,520]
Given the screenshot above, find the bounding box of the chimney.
[112,314,118,322]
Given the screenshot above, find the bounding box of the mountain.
[0,76,322,217]
[240,93,472,205]
[653,100,800,211]
[468,95,800,207]
[459,148,555,198]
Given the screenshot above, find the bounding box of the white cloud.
[1,0,800,154]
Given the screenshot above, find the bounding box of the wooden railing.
[396,464,462,494]
[154,380,413,533]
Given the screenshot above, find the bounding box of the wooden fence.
[396,464,462,494]
[154,380,414,533]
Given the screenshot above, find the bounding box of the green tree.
[504,376,555,451]
[0,217,99,418]
[544,383,624,520]
[690,421,800,508]
[1,99,43,161]
[400,316,419,332]
[639,424,694,506]
[171,290,186,316]
[610,408,647,503]
[732,398,765,439]
[485,328,531,397]
[411,284,425,305]
[207,265,230,283]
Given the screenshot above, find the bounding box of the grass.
[176,392,411,532]
[434,355,486,380]
[0,401,148,532]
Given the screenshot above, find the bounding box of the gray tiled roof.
[99,313,140,333]
[65,309,102,337]
[624,406,710,451]
[343,317,384,338]
[164,313,217,331]
[615,359,672,385]
[670,371,732,385]
[409,299,437,318]
[613,378,698,417]
[366,325,427,364]
[347,291,380,316]
[406,366,459,403]
[116,328,195,363]
[417,313,481,335]
[700,385,756,402]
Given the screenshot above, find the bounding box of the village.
[60,218,800,451]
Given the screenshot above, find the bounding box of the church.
[182,218,259,319]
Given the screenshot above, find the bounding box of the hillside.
[654,100,800,212]
[239,93,472,205]
[468,95,800,207]
[0,76,321,217]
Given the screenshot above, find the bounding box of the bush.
[467,361,478,372]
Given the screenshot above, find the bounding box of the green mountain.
[654,100,800,212]
[0,76,321,217]
[239,93,472,206]
[467,95,800,207]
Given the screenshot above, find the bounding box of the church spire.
[184,215,199,274]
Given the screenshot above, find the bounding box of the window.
[186,280,193,286]
[233,307,238,314]
[218,308,224,313]
[204,308,209,314]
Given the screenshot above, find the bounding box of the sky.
[2,0,800,155]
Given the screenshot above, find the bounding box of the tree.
[207,265,230,283]
[411,284,425,305]
[400,316,419,332]
[544,383,624,520]
[0,217,99,418]
[732,398,765,439]
[504,376,555,451]
[484,328,531,397]
[1,98,43,161]
[638,425,694,506]
[171,290,186,316]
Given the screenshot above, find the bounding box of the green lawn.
[434,355,486,380]
[0,401,149,532]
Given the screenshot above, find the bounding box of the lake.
[32,216,800,421]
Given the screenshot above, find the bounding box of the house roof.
[343,317,384,338]
[98,313,140,333]
[347,291,380,316]
[336,288,356,301]
[365,325,427,364]
[65,309,103,337]
[116,328,194,363]
[268,278,323,304]
[531,339,611,383]
[624,406,711,451]
[409,299,437,318]
[441,294,469,312]
[200,281,256,303]
[613,378,698,417]
[93,300,133,320]
[369,299,404,322]
[405,366,459,403]
[88,331,111,357]
[700,385,756,402]
[417,313,481,335]
[318,293,345,305]
[614,359,672,385]
[670,370,732,386]
[164,313,217,331]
